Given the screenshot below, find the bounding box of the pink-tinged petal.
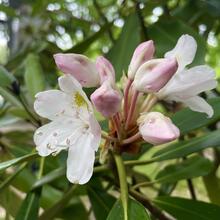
[54,53,100,87]
[138,112,180,145]
[134,58,178,93]
[91,82,122,117]
[128,40,155,80]
[96,56,115,85]
[165,34,197,71]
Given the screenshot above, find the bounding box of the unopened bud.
[134,58,178,93]
[54,53,100,88]
[91,82,122,117]
[138,112,180,145]
[128,40,155,80]
[96,56,115,86]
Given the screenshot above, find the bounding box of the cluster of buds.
[34,34,217,184]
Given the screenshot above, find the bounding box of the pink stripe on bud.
[128,40,155,80]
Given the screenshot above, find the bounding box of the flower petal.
[88,114,101,151]
[165,34,197,71]
[183,96,214,118]
[34,117,83,156]
[34,90,74,120]
[158,65,217,99]
[66,133,95,184]
[54,53,100,87]
[58,75,93,112]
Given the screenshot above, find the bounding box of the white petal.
[66,133,95,184]
[58,74,82,94]
[34,117,83,156]
[165,34,197,71]
[58,74,93,112]
[158,65,217,99]
[183,96,214,118]
[88,114,101,151]
[34,90,74,120]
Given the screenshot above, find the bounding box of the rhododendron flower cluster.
[34,34,217,184]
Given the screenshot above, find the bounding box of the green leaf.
[153,196,220,220]
[172,98,220,134]
[24,53,45,99]
[0,4,17,17]
[15,189,41,220]
[107,198,151,220]
[0,153,38,172]
[39,185,78,220]
[0,87,22,107]
[66,22,113,54]
[154,156,213,184]
[107,13,140,80]
[0,66,17,88]
[32,167,65,190]
[148,19,206,65]
[87,179,116,220]
[152,130,220,161]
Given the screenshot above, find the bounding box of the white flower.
[157,34,217,117]
[33,75,101,184]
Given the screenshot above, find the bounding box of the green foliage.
[107,198,151,220]
[153,196,220,220]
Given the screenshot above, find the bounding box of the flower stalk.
[114,153,128,220]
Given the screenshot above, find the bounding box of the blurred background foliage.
[1,0,220,219]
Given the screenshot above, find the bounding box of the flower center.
[74,92,87,108]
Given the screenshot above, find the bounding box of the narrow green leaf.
[15,189,41,220]
[107,13,140,80]
[154,156,213,184]
[24,53,45,99]
[88,179,116,220]
[32,167,65,190]
[107,198,151,220]
[0,162,27,192]
[39,185,78,220]
[172,98,220,134]
[152,130,220,161]
[0,4,17,17]
[0,153,38,172]
[66,22,113,54]
[0,66,17,88]
[0,87,22,107]
[153,196,220,220]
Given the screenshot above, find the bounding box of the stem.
[125,90,139,129]
[121,132,141,145]
[114,153,128,220]
[187,179,197,200]
[18,93,41,126]
[123,79,132,120]
[140,94,157,112]
[112,116,121,140]
[38,157,45,179]
[101,131,117,142]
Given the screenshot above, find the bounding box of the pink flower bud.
[91,82,122,117]
[54,53,100,88]
[134,58,178,93]
[96,56,115,86]
[138,112,180,145]
[128,40,155,80]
